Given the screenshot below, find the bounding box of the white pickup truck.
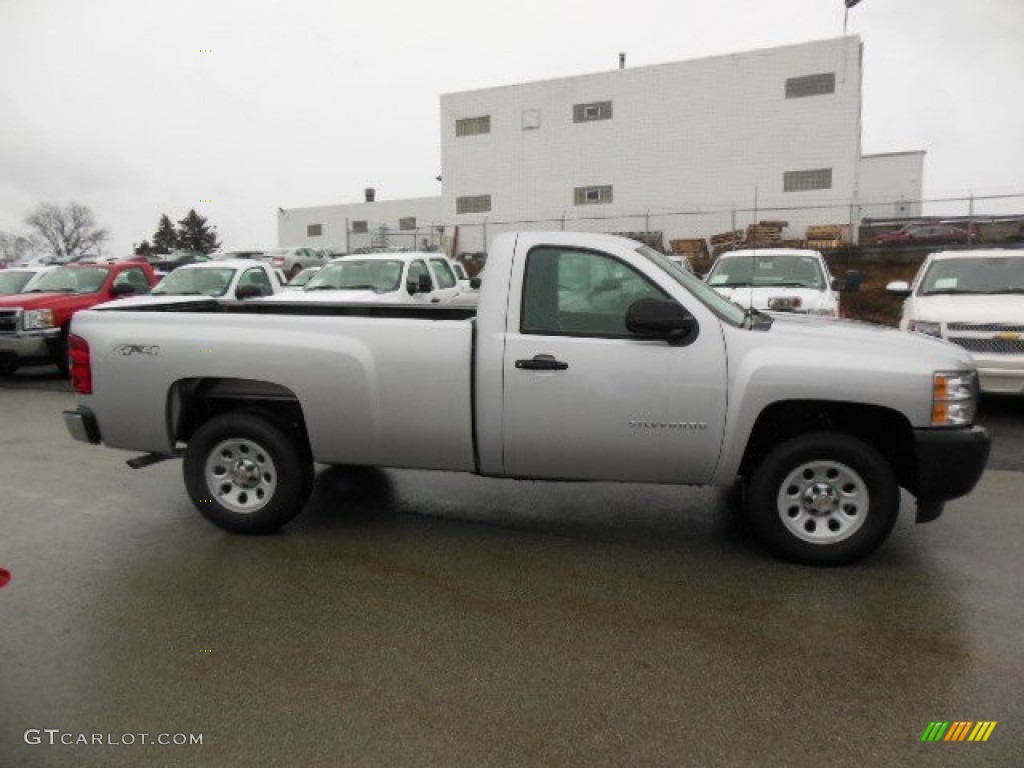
[63,232,990,565]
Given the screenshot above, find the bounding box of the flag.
[845,0,863,7]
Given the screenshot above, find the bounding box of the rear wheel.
[747,432,899,566]
[184,411,313,533]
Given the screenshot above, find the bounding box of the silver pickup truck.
[63,231,990,565]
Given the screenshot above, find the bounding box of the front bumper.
[0,329,60,361]
[64,407,102,444]
[913,425,990,522]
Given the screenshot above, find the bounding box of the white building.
[281,37,922,253]
[859,151,926,221]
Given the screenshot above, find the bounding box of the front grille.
[950,336,1024,355]
[948,322,1024,332]
[0,309,20,334]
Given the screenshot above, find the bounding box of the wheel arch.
[738,400,918,493]
[168,377,311,454]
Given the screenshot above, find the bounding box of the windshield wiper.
[714,281,752,288]
[921,289,989,296]
[24,287,74,293]
[756,281,810,288]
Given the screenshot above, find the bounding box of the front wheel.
[747,433,899,566]
[183,411,313,533]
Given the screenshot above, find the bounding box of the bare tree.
[24,202,109,261]
[0,231,42,264]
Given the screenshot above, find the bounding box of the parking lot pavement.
[1,388,1022,767]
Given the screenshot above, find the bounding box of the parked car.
[0,262,158,374]
[100,260,281,309]
[0,266,55,295]
[284,266,321,289]
[704,248,858,318]
[126,250,210,277]
[887,249,1024,394]
[264,252,462,305]
[264,247,329,279]
[874,223,973,246]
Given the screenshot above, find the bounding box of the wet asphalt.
[1,375,1022,767]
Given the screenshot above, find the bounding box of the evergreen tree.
[134,239,154,257]
[176,209,221,254]
[152,214,179,254]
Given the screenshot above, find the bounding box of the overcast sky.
[1,0,1021,256]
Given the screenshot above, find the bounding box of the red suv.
[0,261,158,375]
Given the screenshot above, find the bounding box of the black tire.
[183,411,314,533]
[746,432,899,566]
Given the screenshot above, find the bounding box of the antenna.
[749,186,758,314]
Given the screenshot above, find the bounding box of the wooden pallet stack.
[745,220,787,246]
[669,238,710,261]
[710,229,745,256]
[804,224,849,250]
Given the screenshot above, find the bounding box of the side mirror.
[469,277,482,290]
[235,284,262,300]
[886,280,911,297]
[838,269,862,293]
[625,298,697,345]
[110,282,136,297]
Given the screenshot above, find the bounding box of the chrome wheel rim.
[777,460,869,545]
[205,438,277,515]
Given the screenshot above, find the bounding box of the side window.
[113,268,149,293]
[240,268,273,296]
[521,247,667,336]
[429,258,457,289]
[407,260,431,289]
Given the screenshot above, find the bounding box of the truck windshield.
[0,270,36,294]
[635,246,747,327]
[918,256,1024,295]
[707,254,825,289]
[153,267,236,297]
[304,260,403,293]
[24,266,109,294]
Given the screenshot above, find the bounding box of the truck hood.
[715,286,831,311]
[0,291,81,309]
[762,313,973,367]
[909,294,1024,323]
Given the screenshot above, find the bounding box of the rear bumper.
[913,425,990,521]
[64,407,102,444]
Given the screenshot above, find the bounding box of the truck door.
[501,244,727,484]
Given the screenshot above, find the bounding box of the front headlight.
[22,309,55,330]
[910,320,942,338]
[932,370,978,427]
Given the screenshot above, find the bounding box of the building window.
[306,224,322,237]
[351,220,368,234]
[456,195,492,214]
[455,115,490,137]
[785,73,836,99]
[399,217,416,230]
[783,169,833,192]
[573,101,612,123]
[574,185,613,206]
[522,109,541,130]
